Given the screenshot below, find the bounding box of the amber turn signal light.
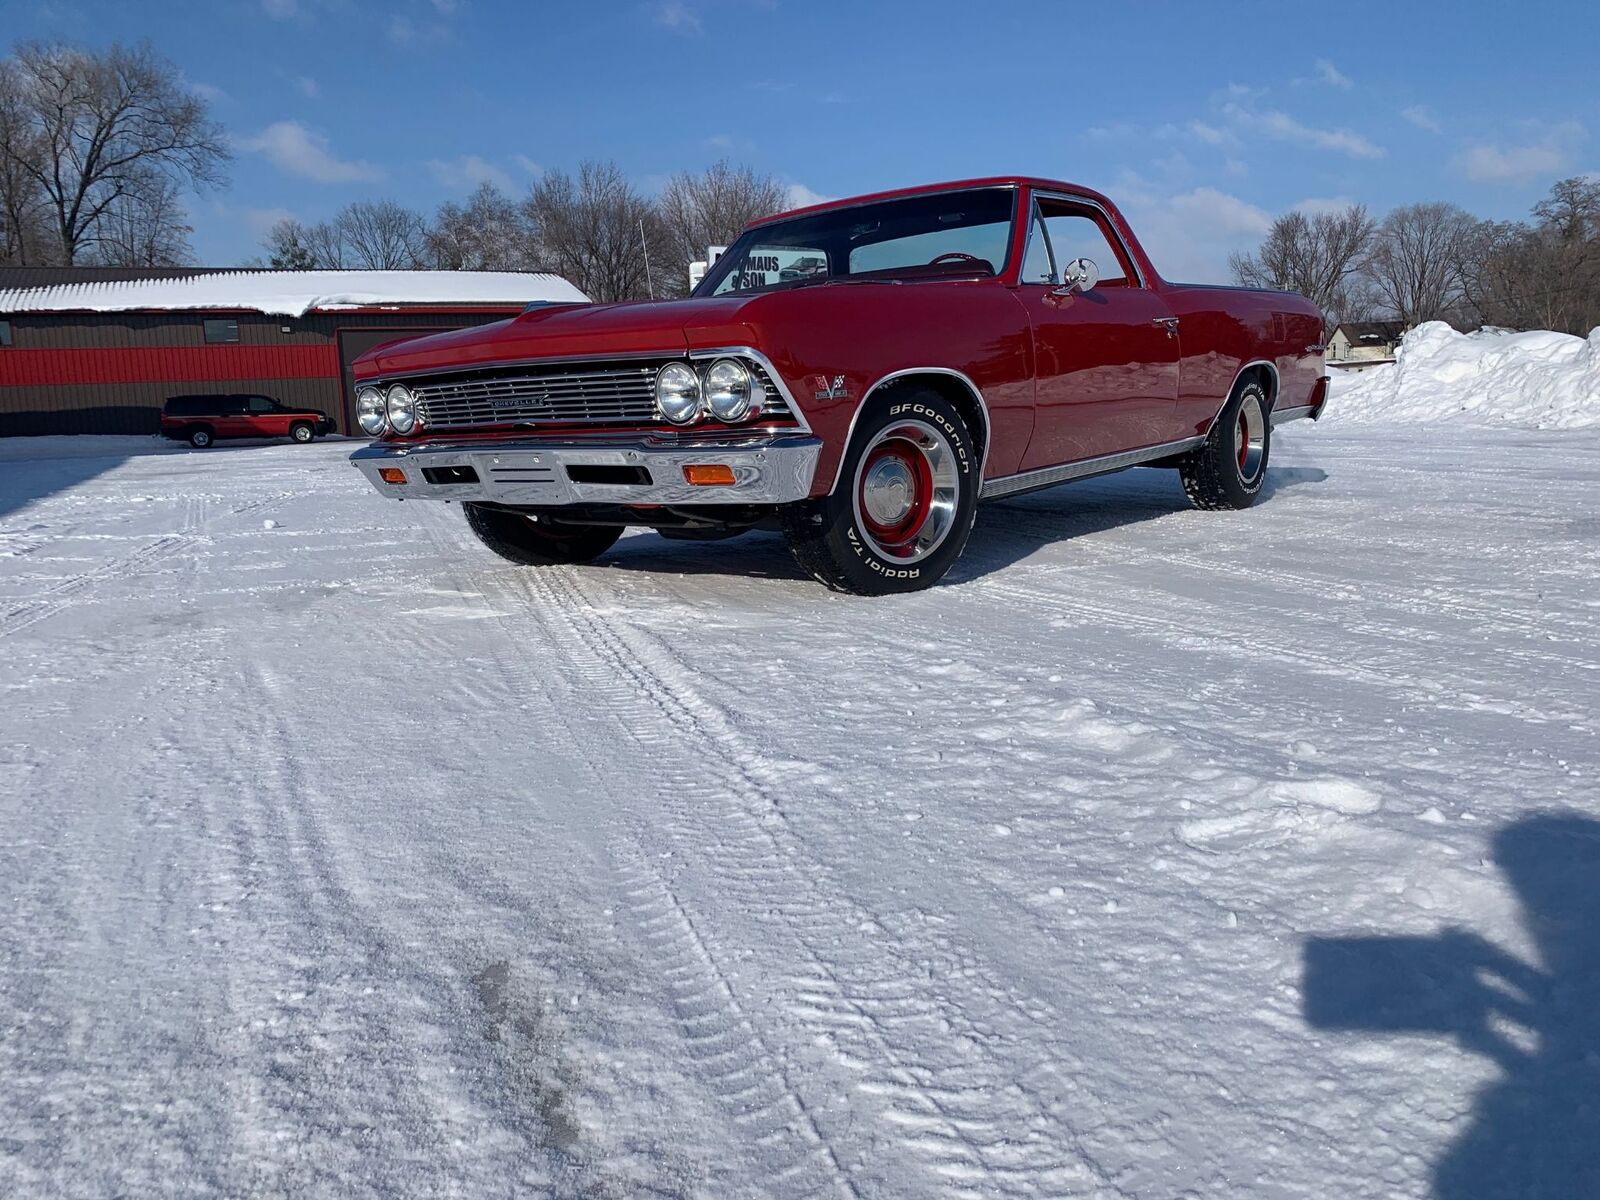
[378,467,408,485]
[682,463,736,486]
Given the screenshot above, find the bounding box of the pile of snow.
[1327,321,1600,430]
[0,269,589,318]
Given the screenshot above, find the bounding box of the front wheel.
[1178,381,1270,510]
[289,421,315,443]
[783,388,978,595]
[463,504,622,566]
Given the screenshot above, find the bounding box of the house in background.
[1328,320,1407,370]
[0,267,587,437]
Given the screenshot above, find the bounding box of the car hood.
[353,297,780,377]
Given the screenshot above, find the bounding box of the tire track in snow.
[488,560,1106,1198]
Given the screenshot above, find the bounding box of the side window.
[247,396,274,413]
[1021,211,1057,284]
[203,318,239,344]
[0,319,11,347]
[1035,202,1134,287]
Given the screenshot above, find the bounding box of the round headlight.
[704,358,756,422]
[655,362,702,425]
[356,387,388,436]
[386,383,419,435]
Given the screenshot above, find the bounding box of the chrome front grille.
[413,365,658,430]
[408,359,790,432]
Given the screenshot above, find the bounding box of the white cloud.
[426,154,515,191]
[261,0,296,17]
[512,154,543,177]
[244,206,295,238]
[1311,59,1352,88]
[1461,121,1586,183]
[784,183,831,210]
[1186,120,1236,147]
[1225,103,1384,159]
[1167,187,1272,237]
[293,75,319,99]
[1111,173,1270,284]
[1401,105,1442,134]
[237,121,385,184]
[652,1,701,33]
[188,80,228,104]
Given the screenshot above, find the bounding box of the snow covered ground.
[1,425,1596,1198]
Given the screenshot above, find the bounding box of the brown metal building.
[0,267,588,437]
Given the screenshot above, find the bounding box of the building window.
[0,320,11,347]
[203,318,239,344]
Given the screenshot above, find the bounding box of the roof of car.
[746,177,1113,229]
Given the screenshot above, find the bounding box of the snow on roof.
[0,269,590,317]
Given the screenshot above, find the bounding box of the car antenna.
[639,217,655,299]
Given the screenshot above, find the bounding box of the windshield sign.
[701,187,1016,297]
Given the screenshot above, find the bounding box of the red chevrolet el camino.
[351,177,1328,594]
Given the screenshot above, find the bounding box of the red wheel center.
[859,439,934,547]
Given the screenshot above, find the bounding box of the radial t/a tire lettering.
[1179,380,1270,511]
[463,503,622,566]
[782,388,978,595]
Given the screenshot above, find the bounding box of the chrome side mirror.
[1053,257,1099,296]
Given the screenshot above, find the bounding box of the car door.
[1012,194,1182,470]
[210,397,249,438]
[244,395,284,438]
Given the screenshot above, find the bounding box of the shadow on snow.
[1304,814,1600,1199]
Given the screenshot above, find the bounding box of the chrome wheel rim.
[851,419,959,562]
[1236,393,1266,484]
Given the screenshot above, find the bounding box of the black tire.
[1179,380,1271,510]
[463,503,622,566]
[289,421,315,443]
[782,388,979,595]
[189,427,213,449]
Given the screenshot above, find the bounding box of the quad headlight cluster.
[655,358,763,426]
[356,384,421,436]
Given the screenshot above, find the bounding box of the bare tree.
[1459,178,1600,335]
[262,217,320,269]
[0,64,53,263]
[427,183,531,270]
[84,174,193,266]
[525,160,667,301]
[0,41,228,264]
[1365,202,1475,326]
[335,200,427,269]
[1230,206,1376,331]
[655,160,785,296]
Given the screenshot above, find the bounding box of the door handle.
[1153,316,1180,338]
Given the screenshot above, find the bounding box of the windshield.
[697,187,1017,297]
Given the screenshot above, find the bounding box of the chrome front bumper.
[350,433,823,506]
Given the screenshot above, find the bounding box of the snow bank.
[0,269,589,318]
[1327,321,1600,430]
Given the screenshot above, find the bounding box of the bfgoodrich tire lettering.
[782,388,978,595]
[463,504,622,566]
[1179,381,1271,511]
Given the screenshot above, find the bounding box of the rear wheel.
[189,427,213,449]
[1179,380,1270,510]
[463,503,622,566]
[289,421,315,443]
[783,389,978,595]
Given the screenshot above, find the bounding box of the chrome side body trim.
[350,433,821,507]
[1270,403,1316,427]
[979,436,1204,500]
[825,367,994,493]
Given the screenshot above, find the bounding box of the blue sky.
[15,0,1599,280]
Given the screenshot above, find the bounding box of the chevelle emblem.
[810,374,851,401]
[492,394,548,409]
